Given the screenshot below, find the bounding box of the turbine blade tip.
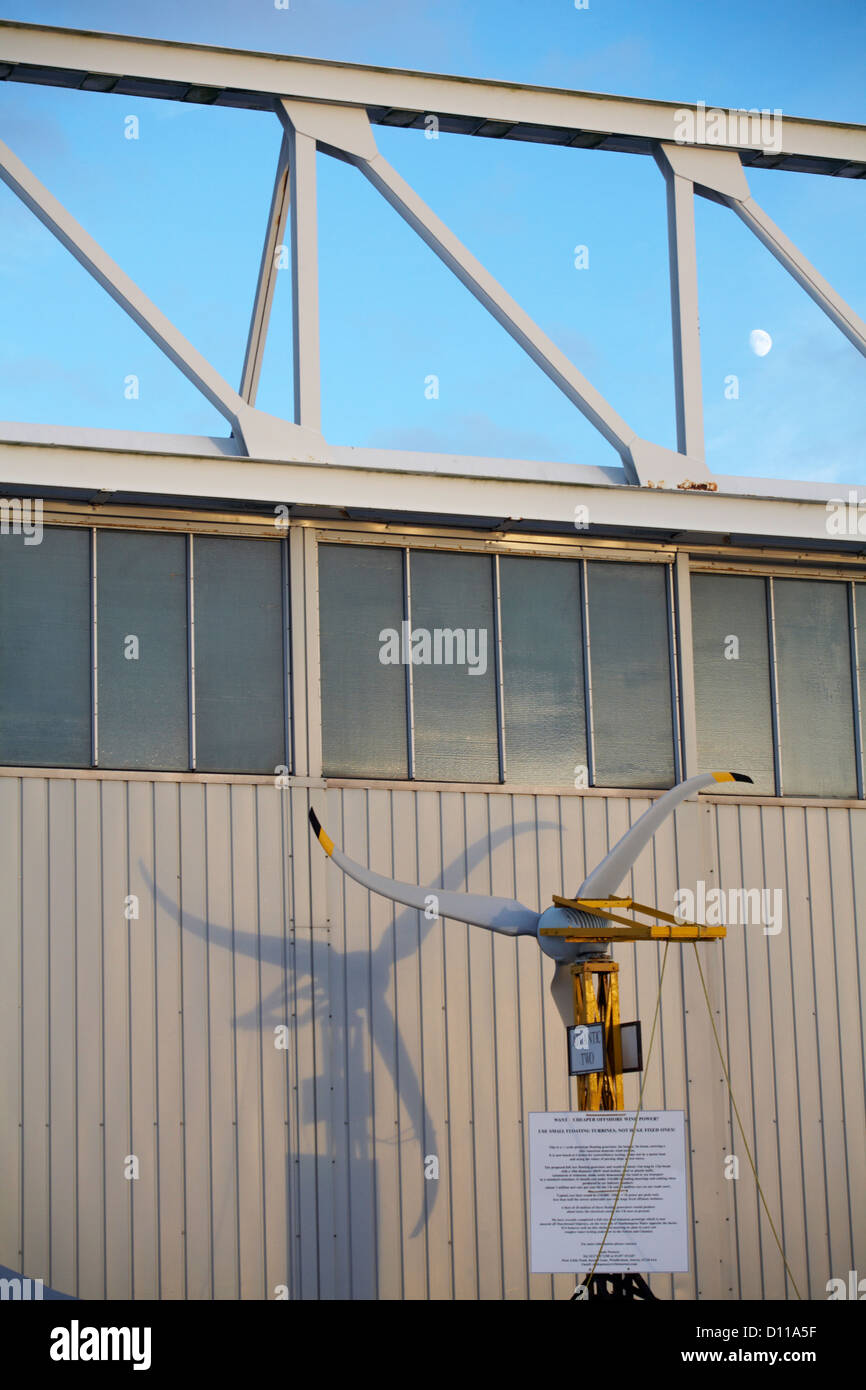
[308,807,334,856]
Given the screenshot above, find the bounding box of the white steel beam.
[278,108,322,432]
[0,134,332,463]
[732,199,866,359]
[240,132,291,405]
[360,149,641,462]
[272,99,713,485]
[1,22,865,172]
[0,438,858,546]
[660,144,866,360]
[0,133,246,431]
[274,99,642,469]
[656,148,705,461]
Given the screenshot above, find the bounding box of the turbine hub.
[535,904,611,963]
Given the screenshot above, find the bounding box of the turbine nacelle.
[535,904,610,963]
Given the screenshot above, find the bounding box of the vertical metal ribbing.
[766,577,783,796]
[666,562,683,784]
[403,549,415,781]
[848,581,864,800]
[493,554,506,783]
[581,559,595,787]
[282,535,293,775]
[187,534,196,772]
[91,528,98,767]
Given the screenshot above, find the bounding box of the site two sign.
[529,1111,688,1274]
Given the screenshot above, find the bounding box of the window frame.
[4,512,865,800]
[316,531,682,791]
[315,530,866,801]
[689,560,866,800]
[0,521,293,776]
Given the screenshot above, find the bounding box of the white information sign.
[529,1110,688,1273]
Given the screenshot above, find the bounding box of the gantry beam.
[269,99,715,486]
[732,199,866,358]
[1,20,863,490]
[240,132,290,405]
[0,131,331,463]
[0,132,246,430]
[1,21,865,177]
[656,148,705,461]
[278,105,322,433]
[659,144,866,362]
[0,437,862,548]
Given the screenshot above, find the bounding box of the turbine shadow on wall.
[141,817,557,1255]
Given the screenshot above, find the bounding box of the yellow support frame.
[543,894,726,942]
[571,960,624,1111]
[556,892,727,1297]
[555,894,725,1110]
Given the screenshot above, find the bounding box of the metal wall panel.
[1,775,864,1301]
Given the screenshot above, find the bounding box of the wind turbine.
[308,771,752,1027]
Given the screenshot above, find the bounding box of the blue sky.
[0,0,864,482]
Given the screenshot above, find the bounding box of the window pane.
[691,575,775,794]
[0,525,91,766]
[587,561,675,788]
[774,578,856,797]
[500,556,586,785]
[194,537,286,773]
[97,531,189,770]
[319,544,407,778]
[411,551,498,782]
[858,585,866,788]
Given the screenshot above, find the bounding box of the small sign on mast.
[567,1022,605,1075]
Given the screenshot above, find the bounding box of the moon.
[749,329,773,357]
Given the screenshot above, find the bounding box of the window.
[410,551,498,782]
[319,542,678,788]
[193,537,287,773]
[773,578,857,798]
[0,525,91,767]
[97,531,189,771]
[499,556,586,785]
[0,527,290,773]
[692,572,863,799]
[586,561,676,789]
[691,574,775,795]
[319,544,408,778]
[857,584,866,781]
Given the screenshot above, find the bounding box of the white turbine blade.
[309,809,539,936]
[576,771,752,900]
[550,961,575,1028]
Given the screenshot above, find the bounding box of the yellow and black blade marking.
[308,808,334,857]
[712,771,753,784]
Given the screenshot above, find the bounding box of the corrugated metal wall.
[1,775,864,1300]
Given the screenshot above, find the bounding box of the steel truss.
[0,21,864,486]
